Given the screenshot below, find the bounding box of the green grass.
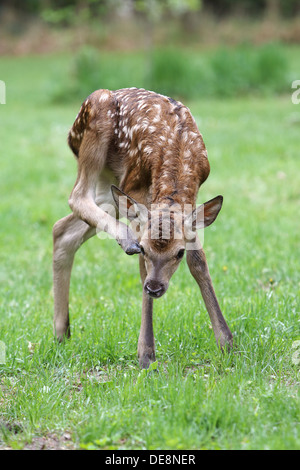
[0,49,300,450]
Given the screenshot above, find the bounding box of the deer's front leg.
[186,237,233,349]
[138,255,155,369]
[69,169,140,256]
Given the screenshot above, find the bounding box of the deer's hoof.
[54,327,71,343]
[218,331,233,351]
[138,353,157,370]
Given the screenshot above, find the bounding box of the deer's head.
[111,185,223,298]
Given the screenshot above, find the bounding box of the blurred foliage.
[207,43,288,96]
[38,0,202,27]
[51,43,289,103]
[135,0,202,22]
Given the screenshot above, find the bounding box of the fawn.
[53,88,233,368]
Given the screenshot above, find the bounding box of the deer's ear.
[186,195,223,230]
[111,185,148,223]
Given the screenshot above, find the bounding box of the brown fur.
[68,88,210,210]
[53,87,232,369]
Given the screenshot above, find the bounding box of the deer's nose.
[144,281,165,298]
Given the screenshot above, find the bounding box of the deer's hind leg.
[53,214,96,341]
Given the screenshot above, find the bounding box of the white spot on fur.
[129,148,138,157]
[182,131,189,142]
[141,119,149,131]
[139,102,149,112]
[189,131,198,138]
[138,141,144,151]
[183,164,192,174]
[144,145,152,155]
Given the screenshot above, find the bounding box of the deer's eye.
[176,249,185,260]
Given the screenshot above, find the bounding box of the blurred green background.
[0,0,299,101]
[0,0,300,451]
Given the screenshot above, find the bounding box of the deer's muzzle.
[144,280,166,298]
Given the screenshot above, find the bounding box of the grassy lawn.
[0,50,299,450]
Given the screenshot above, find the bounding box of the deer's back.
[68,88,210,205]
